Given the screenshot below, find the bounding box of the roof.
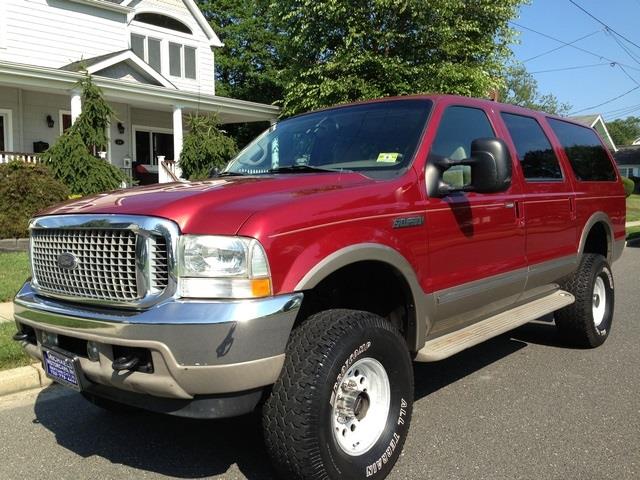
[567,115,600,127]
[0,60,280,122]
[614,146,640,166]
[60,50,176,89]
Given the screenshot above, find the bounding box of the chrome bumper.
[14,282,302,399]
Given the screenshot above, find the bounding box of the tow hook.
[112,355,140,372]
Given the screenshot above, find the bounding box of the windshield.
[224,99,432,179]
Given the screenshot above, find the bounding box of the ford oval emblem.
[57,252,78,270]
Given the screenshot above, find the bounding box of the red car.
[14,95,625,480]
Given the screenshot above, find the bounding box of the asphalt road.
[1,248,639,480]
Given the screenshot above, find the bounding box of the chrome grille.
[32,229,140,302]
[150,236,169,291]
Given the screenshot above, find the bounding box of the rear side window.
[547,118,617,181]
[501,113,562,181]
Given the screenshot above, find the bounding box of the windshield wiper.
[268,165,349,174]
[212,171,246,177]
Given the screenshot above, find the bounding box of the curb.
[0,302,14,323]
[0,363,52,397]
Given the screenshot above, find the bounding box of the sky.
[510,0,640,120]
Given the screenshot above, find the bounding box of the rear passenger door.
[499,112,577,290]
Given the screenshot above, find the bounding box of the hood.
[39,173,374,235]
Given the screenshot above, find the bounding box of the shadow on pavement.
[33,317,567,479]
[34,389,276,479]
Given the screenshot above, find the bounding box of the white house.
[0,0,280,182]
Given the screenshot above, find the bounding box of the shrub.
[44,129,126,195]
[0,162,69,239]
[622,176,635,197]
[180,114,238,180]
[44,71,126,195]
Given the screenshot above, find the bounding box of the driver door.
[424,103,527,337]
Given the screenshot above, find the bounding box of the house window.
[131,33,162,73]
[59,111,72,135]
[0,109,13,152]
[169,42,197,79]
[133,13,192,35]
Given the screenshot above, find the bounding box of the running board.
[415,290,575,362]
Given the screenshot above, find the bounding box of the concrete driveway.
[0,247,638,480]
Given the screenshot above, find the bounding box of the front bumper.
[14,282,302,402]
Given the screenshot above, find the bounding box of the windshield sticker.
[377,153,400,163]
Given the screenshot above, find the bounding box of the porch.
[0,61,280,183]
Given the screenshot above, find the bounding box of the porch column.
[172,105,183,161]
[70,90,82,124]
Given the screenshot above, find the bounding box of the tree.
[500,65,571,115]
[270,0,524,115]
[45,72,127,195]
[197,0,282,146]
[179,115,238,180]
[197,0,282,104]
[606,116,640,146]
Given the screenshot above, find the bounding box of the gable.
[95,62,162,85]
[128,0,222,46]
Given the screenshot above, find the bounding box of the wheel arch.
[294,243,430,351]
[578,212,615,263]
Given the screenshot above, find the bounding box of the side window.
[430,106,495,188]
[501,113,562,181]
[547,118,617,181]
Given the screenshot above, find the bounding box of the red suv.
[13,95,625,480]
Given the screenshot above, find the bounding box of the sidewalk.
[0,302,13,323]
[626,220,640,228]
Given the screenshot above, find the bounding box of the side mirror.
[425,137,512,197]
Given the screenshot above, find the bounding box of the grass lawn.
[626,194,640,223]
[627,225,640,242]
[0,322,32,370]
[0,252,30,302]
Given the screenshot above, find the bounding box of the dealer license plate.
[42,348,82,391]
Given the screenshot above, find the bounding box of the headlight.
[178,235,272,299]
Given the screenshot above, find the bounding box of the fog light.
[42,331,58,346]
[87,341,100,362]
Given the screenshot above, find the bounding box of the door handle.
[504,201,515,209]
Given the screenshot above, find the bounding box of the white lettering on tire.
[330,341,371,405]
[365,398,408,477]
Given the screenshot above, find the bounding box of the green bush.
[622,176,635,197]
[44,71,126,195]
[180,114,238,180]
[44,129,126,195]
[0,162,69,239]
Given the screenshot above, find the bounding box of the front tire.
[555,253,614,348]
[263,309,413,480]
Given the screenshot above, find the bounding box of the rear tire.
[263,309,413,480]
[555,253,614,348]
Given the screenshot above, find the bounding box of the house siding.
[21,90,70,152]
[0,0,128,68]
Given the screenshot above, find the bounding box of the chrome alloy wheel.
[331,357,391,456]
[592,276,607,328]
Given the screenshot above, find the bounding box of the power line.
[529,63,613,74]
[523,29,601,63]
[511,21,640,72]
[608,30,640,67]
[569,86,640,115]
[568,0,640,52]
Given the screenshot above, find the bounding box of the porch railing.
[0,152,42,164]
[159,159,183,183]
